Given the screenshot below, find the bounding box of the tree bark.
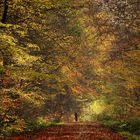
[1,0,8,23]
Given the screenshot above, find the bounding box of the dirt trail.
[4,123,127,140]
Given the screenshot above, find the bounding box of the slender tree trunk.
[1,0,8,23]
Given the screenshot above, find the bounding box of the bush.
[98,116,140,137]
[51,117,61,123]
[0,119,26,137]
[26,117,47,131]
[97,114,112,121]
[121,118,140,135]
[120,131,140,140]
[47,117,64,127]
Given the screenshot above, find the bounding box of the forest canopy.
[0,0,140,139]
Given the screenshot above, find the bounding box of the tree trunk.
[1,0,8,23]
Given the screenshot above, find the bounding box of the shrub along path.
[4,123,127,140]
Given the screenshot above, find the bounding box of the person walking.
[74,112,78,122]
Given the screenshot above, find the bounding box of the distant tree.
[1,0,8,23]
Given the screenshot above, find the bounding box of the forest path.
[5,123,127,140]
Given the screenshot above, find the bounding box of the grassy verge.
[120,131,140,140]
[98,117,140,140]
[0,117,64,138]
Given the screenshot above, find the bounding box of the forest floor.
[4,123,127,140]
